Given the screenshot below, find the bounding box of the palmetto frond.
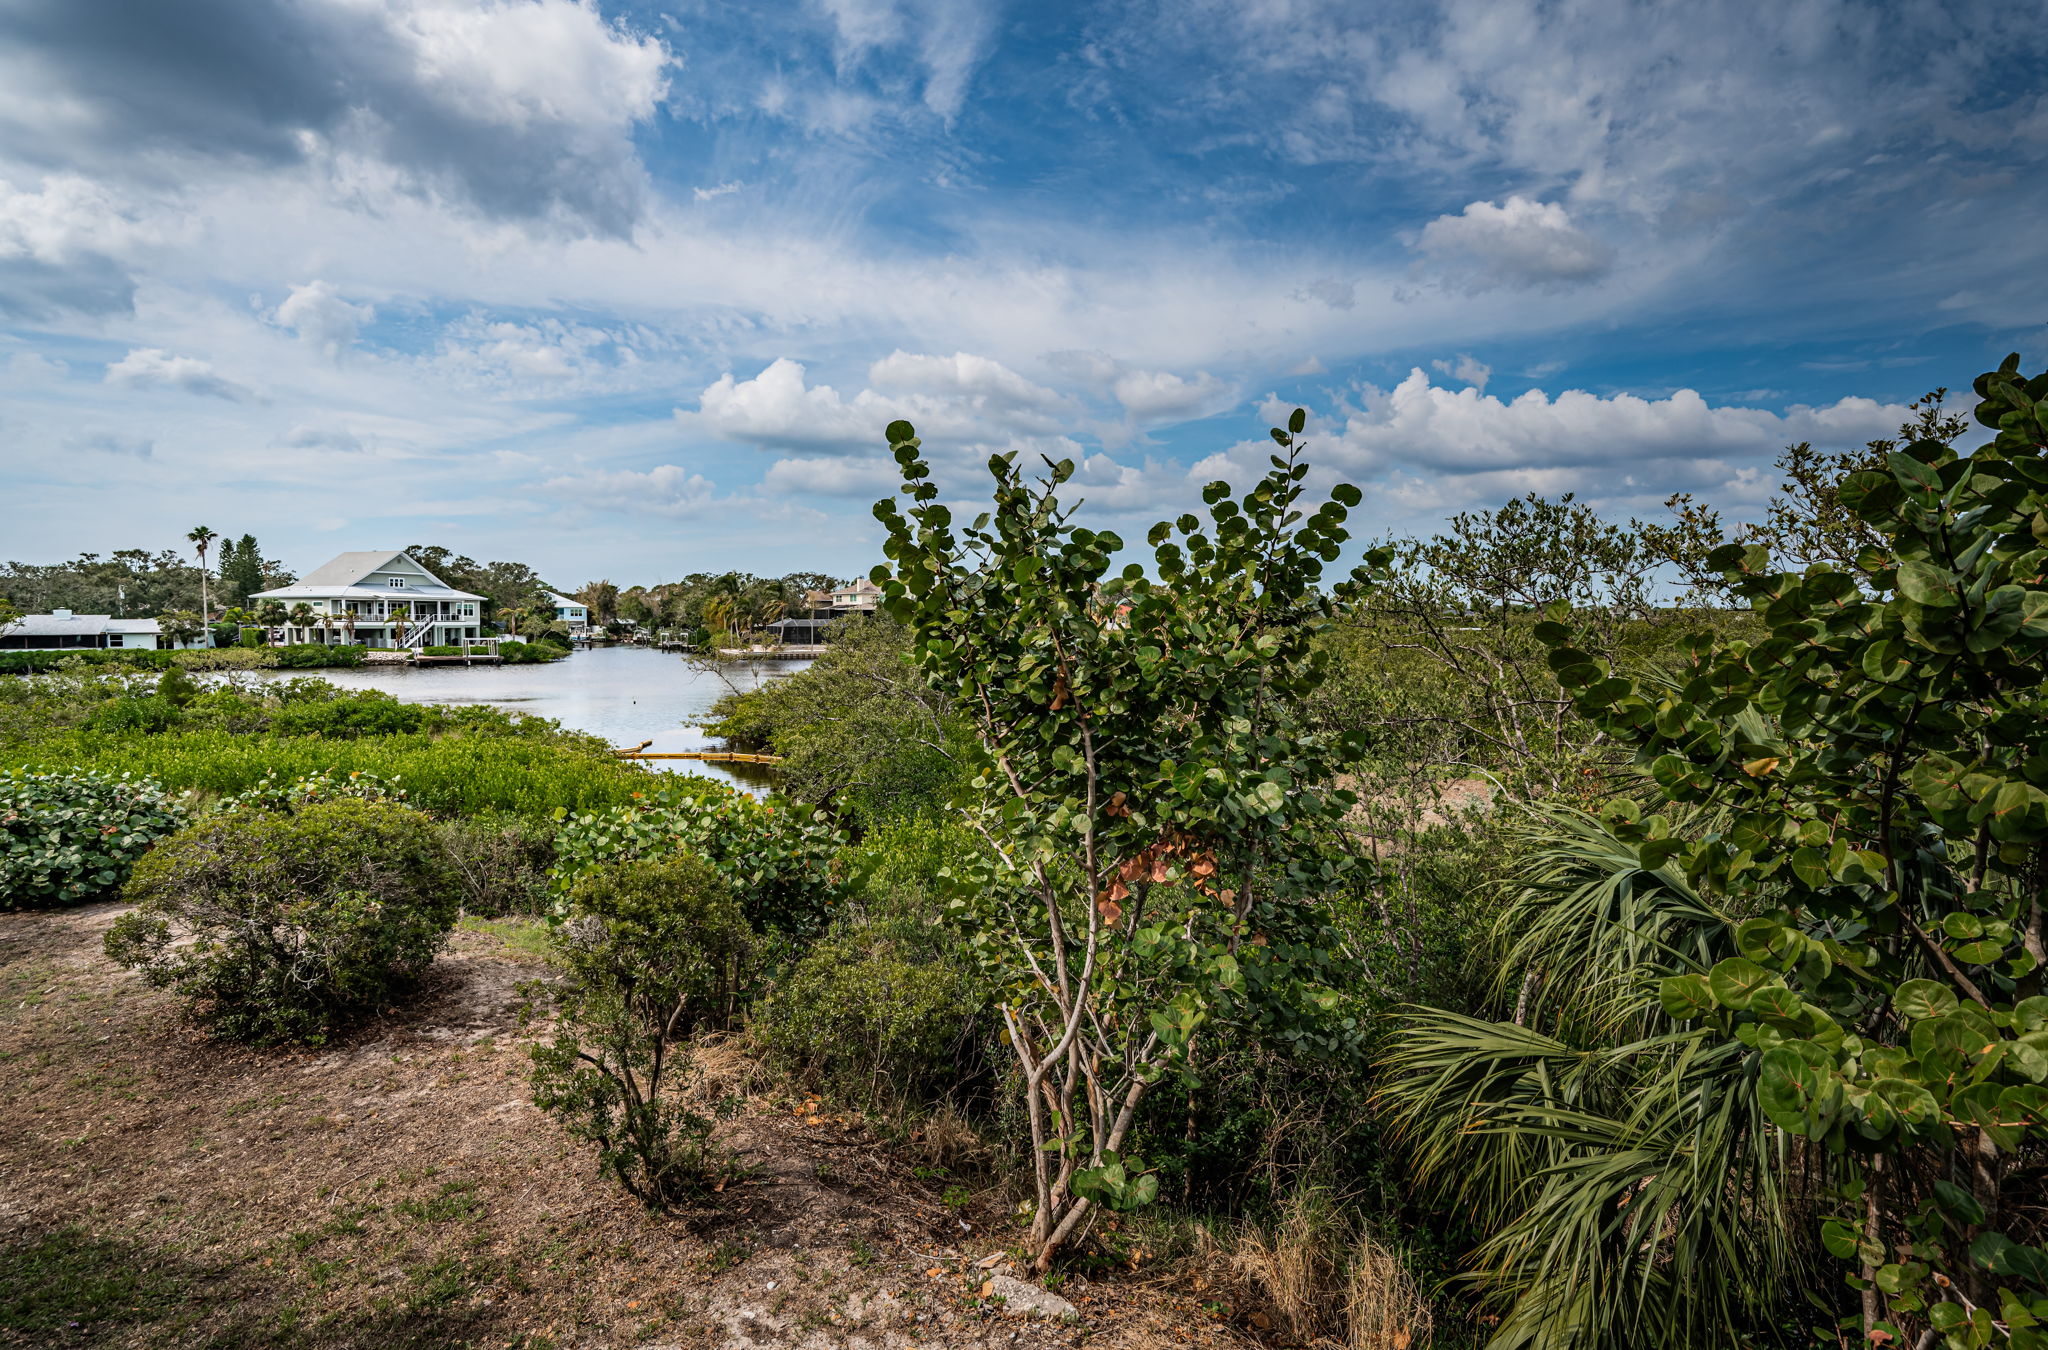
[1379,807,1832,1350]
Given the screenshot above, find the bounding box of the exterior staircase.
[402,619,436,650]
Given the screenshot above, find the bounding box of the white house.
[550,592,591,632]
[0,610,190,650]
[252,550,486,651]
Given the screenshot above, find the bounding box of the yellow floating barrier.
[612,749,784,763]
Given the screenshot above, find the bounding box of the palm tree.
[315,611,337,645]
[187,526,217,620]
[287,602,314,643]
[341,610,358,647]
[1377,804,1834,1349]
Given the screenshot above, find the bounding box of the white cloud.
[1112,368,1230,419]
[867,350,1068,416]
[103,348,255,402]
[693,181,744,202]
[275,280,373,358]
[695,357,882,451]
[1331,368,1907,477]
[1417,197,1614,290]
[1430,353,1492,392]
[693,353,1076,454]
[761,455,900,498]
[544,464,719,517]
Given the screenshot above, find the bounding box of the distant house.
[767,576,884,645]
[0,610,188,651]
[252,550,486,651]
[549,592,592,633]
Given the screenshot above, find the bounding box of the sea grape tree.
[1545,355,2048,1347]
[872,411,1370,1268]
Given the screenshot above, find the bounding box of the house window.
[387,577,405,588]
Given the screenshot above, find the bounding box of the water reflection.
[243,646,804,793]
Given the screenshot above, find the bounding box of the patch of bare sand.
[0,904,1246,1349]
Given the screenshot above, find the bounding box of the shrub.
[755,914,984,1110]
[0,768,188,909]
[104,800,460,1044]
[420,644,463,657]
[439,814,557,916]
[272,643,365,669]
[84,694,184,735]
[268,691,425,738]
[497,640,565,665]
[219,767,411,814]
[552,781,843,944]
[527,857,750,1206]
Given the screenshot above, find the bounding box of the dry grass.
[1204,1190,1433,1349]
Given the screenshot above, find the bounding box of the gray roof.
[298,550,410,587]
[252,549,482,602]
[2,613,159,637]
[549,593,584,608]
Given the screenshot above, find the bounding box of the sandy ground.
[0,904,1250,1350]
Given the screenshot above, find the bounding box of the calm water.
[245,646,804,792]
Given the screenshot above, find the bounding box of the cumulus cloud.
[276,280,373,358]
[544,464,719,516]
[867,350,1068,417]
[103,348,254,401]
[1330,368,1907,479]
[1111,368,1230,419]
[1430,353,1492,392]
[0,0,673,235]
[1417,197,1614,290]
[761,455,901,498]
[693,353,1073,454]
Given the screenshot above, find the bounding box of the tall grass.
[1,730,654,817]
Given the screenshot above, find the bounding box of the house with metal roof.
[0,609,193,651]
[251,550,486,651]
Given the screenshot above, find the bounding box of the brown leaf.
[1099,897,1123,925]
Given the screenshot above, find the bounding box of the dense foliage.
[105,801,460,1045]
[527,856,751,1206]
[703,615,969,823]
[552,780,844,945]
[0,767,188,908]
[1543,355,2048,1347]
[873,410,1372,1266]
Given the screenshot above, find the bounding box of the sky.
[2,0,2045,588]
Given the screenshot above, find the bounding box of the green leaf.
[1896,561,1962,608]
[1893,980,1960,1021]
[1707,956,1779,1010]
[1658,973,1715,1020]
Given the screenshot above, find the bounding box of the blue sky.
[1,0,2044,587]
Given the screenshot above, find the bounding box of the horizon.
[3,0,2045,584]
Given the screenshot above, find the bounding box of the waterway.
[245,646,804,792]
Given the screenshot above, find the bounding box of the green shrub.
[756,915,984,1110]
[528,857,750,1206]
[272,644,365,669]
[268,691,425,738]
[420,644,463,657]
[84,694,184,735]
[497,640,565,665]
[104,800,460,1044]
[219,767,411,814]
[0,768,188,908]
[4,729,650,817]
[439,814,557,916]
[552,781,844,944]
